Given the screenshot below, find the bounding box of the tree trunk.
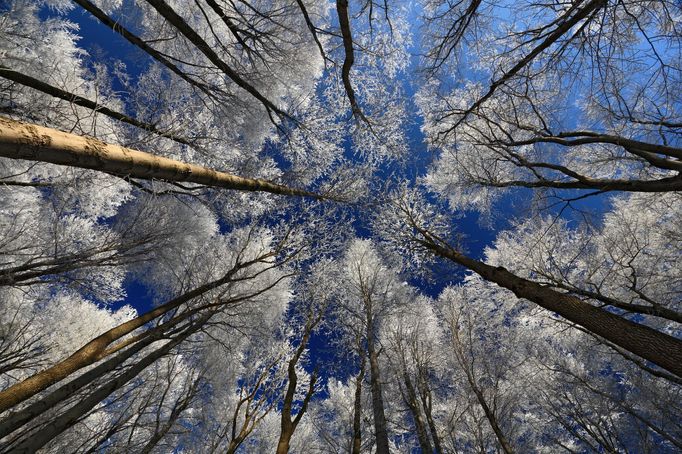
[422,240,682,378]
[276,328,315,454]
[366,313,390,453]
[0,116,320,198]
[462,364,514,453]
[0,254,263,413]
[2,315,208,453]
[486,174,682,193]
[0,317,175,438]
[276,356,298,454]
[335,0,368,123]
[352,350,366,454]
[401,371,433,453]
[417,376,443,454]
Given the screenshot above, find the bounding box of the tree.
[274,260,336,453]
[334,239,412,453]
[418,0,682,213]
[0,116,322,198]
[0,221,295,448]
[375,188,682,378]
[1,0,681,452]
[381,297,446,453]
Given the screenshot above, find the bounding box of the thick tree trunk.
[335,0,367,123]
[422,240,682,378]
[276,429,293,454]
[276,357,299,454]
[0,116,319,198]
[351,350,366,454]
[0,317,177,438]
[366,314,390,454]
[486,174,682,193]
[276,326,316,454]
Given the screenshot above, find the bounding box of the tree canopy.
[0,1,680,452]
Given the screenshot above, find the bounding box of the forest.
[0,0,680,452]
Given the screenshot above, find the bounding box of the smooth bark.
[0,116,320,198]
[0,252,270,413]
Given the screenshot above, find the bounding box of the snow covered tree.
[376,187,682,378]
[419,0,682,213]
[1,0,680,452]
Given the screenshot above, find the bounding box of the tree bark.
[451,327,515,454]
[0,116,320,198]
[443,0,607,135]
[417,376,443,454]
[366,312,390,453]
[2,314,208,453]
[144,0,290,120]
[0,253,268,413]
[276,324,317,454]
[420,238,682,378]
[401,371,433,453]
[73,0,215,98]
[484,174,682,193]
[335,0,368,123]
[351,349,366,454]
[0,317,173,439]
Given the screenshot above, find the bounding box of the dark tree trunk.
[401,371,433,453]
[276,326,317,454]
[417,376,443,454]
[422,240,682,378]
[2,315,208,453]
[366,313,390,453]
[352,350,366,454]
[0,66,191,145]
